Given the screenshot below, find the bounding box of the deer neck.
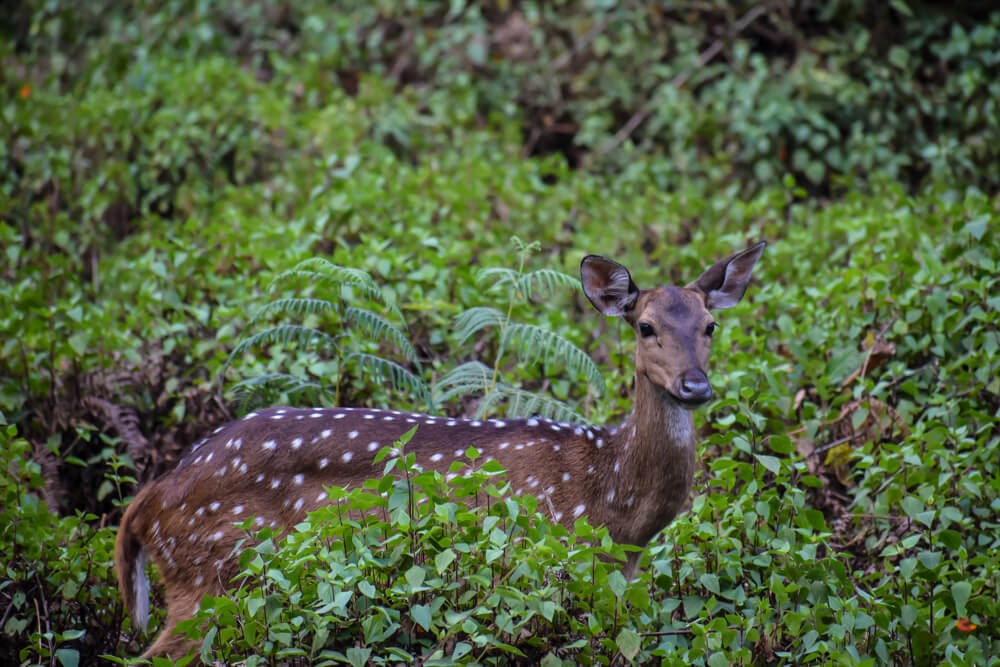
[602,370,697,545]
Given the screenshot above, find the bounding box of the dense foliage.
[2,1,997,665]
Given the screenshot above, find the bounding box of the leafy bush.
[2,2,998,665]
[0,419,126,665]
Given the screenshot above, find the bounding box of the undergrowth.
[1,2,998,665]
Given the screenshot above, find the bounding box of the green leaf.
[435,548,457,574]
[900,604,918,629]
[616,628,641,661]
[346,647,372,667]
[951,581,971,617]
[411,604,433,632]
[358,581,377,599]
[699,573,721,595]
[754,454,781,475]
[55,649,79,667]
[405,565,426,589]
[961,215,988,241]
[607,570,628,599]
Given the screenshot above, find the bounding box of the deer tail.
[115,504,150,632]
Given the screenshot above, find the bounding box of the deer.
[115,242,765,658]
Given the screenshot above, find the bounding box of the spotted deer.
[115,242,765,658]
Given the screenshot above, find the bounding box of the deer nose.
[677,370,712,404]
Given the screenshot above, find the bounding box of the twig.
[551,18,609,71]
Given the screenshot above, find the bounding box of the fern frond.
[452,306,506,345]
[228,373,335,412]
[515,268,579,300]
[475,383,586,423]
[228,325,340,362]
[431,360,494,405]
[477,267,519,291]
[248,297,338,326]
[347,352,429,405]
[270,258,378,293]
[502,323,605,393]
[345,306,419,363]
[270,259,405,320]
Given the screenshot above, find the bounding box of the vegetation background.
[1,1,997,665]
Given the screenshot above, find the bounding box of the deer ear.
[581,255,639,317]
[688,241,766,310]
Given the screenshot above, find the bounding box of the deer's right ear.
[581,255,639,317]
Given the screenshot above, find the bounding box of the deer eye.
[705,322,718,337]
[638,322,655,338]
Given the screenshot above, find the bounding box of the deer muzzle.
[675,369,713,407]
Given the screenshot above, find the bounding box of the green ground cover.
[2,3,997,665]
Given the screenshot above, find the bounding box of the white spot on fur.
[527,418,539,427]
[499,442,509,449]
[270,478,281,489]
[367,441,379,452]
[209,501,220,512]
[431,453,443,462]
[293,497,304,512]
[243,412,258,420]
[233,505,244,515]
[319,458,329,469]
[348,430,359,439]
[292,437,303,449]
[342,451,354,463]
[262,440,277,450]
[562,472,571,481]
[573,504,586,517]
[293,474,304,486]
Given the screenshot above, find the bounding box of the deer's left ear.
[688,241,766,310]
